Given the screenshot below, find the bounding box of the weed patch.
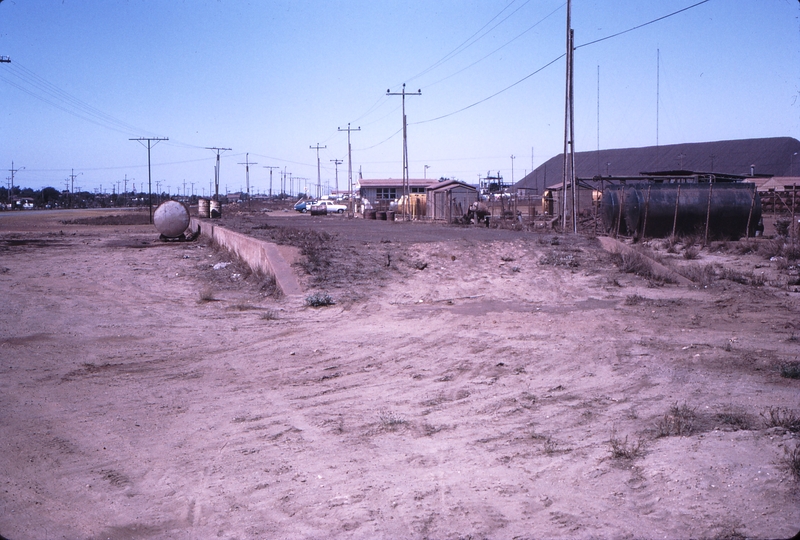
[714,406,754,431]
[761,407,800,433]
[305,292,335,307]
[378,409,406,432]
[624,294,646,306]
[683,246,701,260]
[197,288,216,303]
[676,263,717,287]
[656,403,697,437]
[780,362,800,380]
[608,432,646,460]
[784,444,800,481]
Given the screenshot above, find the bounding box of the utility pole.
[330,159,343,196]
[123,174,131,206]
[263,166,280,198]
[130,136,169,223]
[561,0,576,233]
[68,168,81,209]
[190,182,195,198]
[309,144,326,199]
[7,162,23,209]
[205,147,232,215]
[338,123,361,214]
[386,83,421,220]
[238,153,257,209]
[510,155,516,184]
[155,181,161,204]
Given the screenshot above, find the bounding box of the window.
[376,188,397,200]
[410,187,426,194]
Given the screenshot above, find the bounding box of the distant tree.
[38,187,61,207]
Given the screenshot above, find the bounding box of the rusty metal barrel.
[210,200,221,218]
[601,182,761,240]
[197,198,210,218]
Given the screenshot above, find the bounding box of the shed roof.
[427,180,478,193]
[357,178,436,188]
[757,176,800,191]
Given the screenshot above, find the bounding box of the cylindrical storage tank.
[377,211,387,220]
[197,198,210,218]
[365,210,377,220]
[386,211,395,221]
[600,185,627,235]
[153,200,191,238]
[602,183,761,239]
[210,200,221,218]
[310,205,327,216]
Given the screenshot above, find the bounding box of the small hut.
[427,180,479,222]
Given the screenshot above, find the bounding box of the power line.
[410,0,712,127]
[413,55,564,125]
[424,3,564,89]
[575,0,712,50]
[404,0,531,85]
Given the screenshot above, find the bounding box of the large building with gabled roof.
[514,137,800,195]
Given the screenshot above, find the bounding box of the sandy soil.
[1,207,799,540]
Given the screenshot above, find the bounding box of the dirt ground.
[1,207,799,540]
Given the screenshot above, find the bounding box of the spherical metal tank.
[153,200,191,238]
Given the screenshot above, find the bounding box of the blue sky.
[1,0,799,195]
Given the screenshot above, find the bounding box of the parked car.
[311,200,347,213]
[294,199,315,213]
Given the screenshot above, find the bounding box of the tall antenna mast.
[656,48,660,169]
[597,65,601,177]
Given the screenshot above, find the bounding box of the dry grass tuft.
[656,403,697,437]
[260,310,279,321]
[305,292,335,307]
[624,294,646,306]
[785,444,800,482]
[378,409,406,431]
[780,361,800,380]
[608,431,646,460]
[683,246,701,260]
[761,407,800,433]
[197,288,216,303]
[714,405,754,431]
[677,263,717,287]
